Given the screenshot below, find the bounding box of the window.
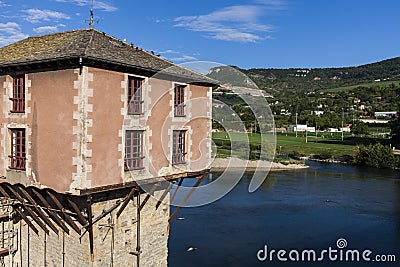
[128,77,144,115]
[174,85,185,117]
[10,75,25,113]
[125,130,144,171]
[9,129,26,170]
[172,130,186,165]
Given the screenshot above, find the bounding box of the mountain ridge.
[234,56,400,97]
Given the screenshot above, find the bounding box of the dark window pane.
[174,85,185,117]
[125,130,144,170]
[172,130,186,164]
[128,77,144,115]
[10,76,25,113]
[9,129,26,170]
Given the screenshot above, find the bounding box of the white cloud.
[23,9,70,23]
[253,0,287,9]
[211,30,264,43]
[158,49,179,55]
[0,22,20,35]
[33,24,66,34]
[157,50,197,62]
[55,0,117,12]
[171,55,198,62]
[174,2,285,43]
[0,22,28,47]
[0,1,11,7]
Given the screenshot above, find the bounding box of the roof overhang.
[0,57,218,87]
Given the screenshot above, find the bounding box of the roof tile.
[0,29,217,85]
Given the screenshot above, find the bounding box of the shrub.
[354,143,396,169]
[317,151,333,160]
[351,121,369,136]
[288,150,305,159]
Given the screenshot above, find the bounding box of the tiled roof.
[0,28,217,85]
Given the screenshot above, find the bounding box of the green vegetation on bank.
[212,131,399,168]
[354,143,399,169]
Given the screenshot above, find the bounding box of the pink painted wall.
[88,67,124,187]
[1,67,211,194]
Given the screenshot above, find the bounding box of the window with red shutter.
[10,76,25,113]
[9,129,26,170]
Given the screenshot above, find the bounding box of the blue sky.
[0,0,399,69]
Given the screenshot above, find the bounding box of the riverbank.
[211,157,309,171]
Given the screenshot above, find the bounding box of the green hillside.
[322,80,400,93]
[234,57,400,97]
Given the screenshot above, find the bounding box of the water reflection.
[169,162,400,267]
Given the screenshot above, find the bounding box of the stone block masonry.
[92,190,169,267]
[1,190,169,267]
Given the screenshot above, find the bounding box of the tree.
[389,109,400,144]
[350,121,369,136]
[354,143,397,169]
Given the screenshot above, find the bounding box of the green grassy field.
[212,131,391,159]
[321,80,400,93]
[275,133,355,157]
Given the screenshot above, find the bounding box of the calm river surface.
[168,161,400,267]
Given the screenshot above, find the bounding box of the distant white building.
[307,127,316,133]
[374,111,397,118]
[361,119,389,124]
[340,127,351,132]
[287,124,308,132]
[327,128,339,132]
[313,111,324,116]
[280,109,288,115]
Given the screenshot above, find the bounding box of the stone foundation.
[1,190,169,267]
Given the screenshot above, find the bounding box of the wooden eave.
[0,57,218,87]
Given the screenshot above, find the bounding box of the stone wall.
[92,190,169,267]
[1,190,169,267]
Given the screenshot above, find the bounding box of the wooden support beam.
[47,191,81,234]
[15,205,39,235]
[87,196,94,262]
[17,186,59,235]
[0,185,10,199]
[169,175,205,222]
[0,185,39,235]
[31,189,70,234]
[170,178,184,204]
[156,182,173,210]
[82,200,121,230]
[139,184,159,212]
[67,198,88,226]
[4,184,49,234]
[116,188,136,218]
[79,169,208,195]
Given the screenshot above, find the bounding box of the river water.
[168,162,400,267]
